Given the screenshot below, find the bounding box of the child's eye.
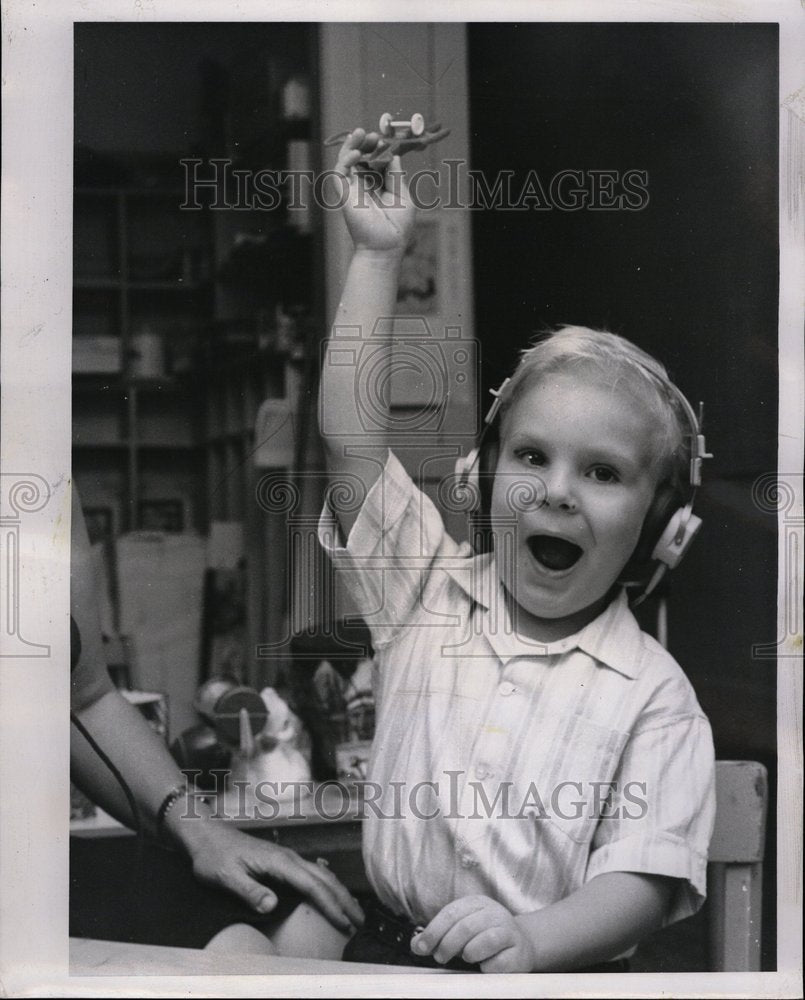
[517,449,546,467]
[589,466,619,484]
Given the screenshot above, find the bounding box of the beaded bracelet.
[156,782,214,846]
[155,784,188,844]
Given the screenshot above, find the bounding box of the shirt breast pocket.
[530,714,630,846]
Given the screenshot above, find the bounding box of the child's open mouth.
[527,534,584,572]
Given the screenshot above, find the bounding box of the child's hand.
[332,128,416,254]
[410,895,537,973]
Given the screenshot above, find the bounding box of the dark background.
[468,23,778,968]
[469,21,778,766]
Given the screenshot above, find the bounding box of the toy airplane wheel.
[410,113,425,137]
[379,112,393,136]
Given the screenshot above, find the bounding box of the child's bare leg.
[269,903,351,959]
[204,922,278,955]
[204,906,350,960]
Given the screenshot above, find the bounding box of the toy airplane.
[324,112,450,164]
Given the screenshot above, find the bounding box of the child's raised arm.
[318,129,416,539]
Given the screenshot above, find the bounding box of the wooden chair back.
[708,760,768,971]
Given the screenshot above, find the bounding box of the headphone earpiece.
[651,503,702,569]
[628,501,703,605]
[630,485,681,570]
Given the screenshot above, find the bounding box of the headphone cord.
[70,709,145,850]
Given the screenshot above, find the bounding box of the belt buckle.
[373,903,416,946]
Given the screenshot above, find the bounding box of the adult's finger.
[191,846,282,916]
[223,866,281,915]
[263,851,363,931]
[295,856,365,928]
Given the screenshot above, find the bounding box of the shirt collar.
[444,554,644,678]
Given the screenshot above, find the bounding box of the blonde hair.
[498,326,690,494]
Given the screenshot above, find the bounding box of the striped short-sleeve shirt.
[319,451,716,927]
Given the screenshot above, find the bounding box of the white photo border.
[1,1,802,997]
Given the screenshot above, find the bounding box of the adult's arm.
[69,486,362,930]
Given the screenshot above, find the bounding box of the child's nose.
[543,468,578,512]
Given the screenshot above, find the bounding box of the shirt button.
[475,764,490,780]
[499,681,516,696]
[460,851,477,869]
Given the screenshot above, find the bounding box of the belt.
[357,900,480,971]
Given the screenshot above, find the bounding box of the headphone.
[454,371,713,604]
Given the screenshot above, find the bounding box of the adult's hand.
[173,814,364,933]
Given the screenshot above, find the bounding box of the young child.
[317,128,716,972]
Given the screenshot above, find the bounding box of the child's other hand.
[410,895,537,973]
[332,128,416,254]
